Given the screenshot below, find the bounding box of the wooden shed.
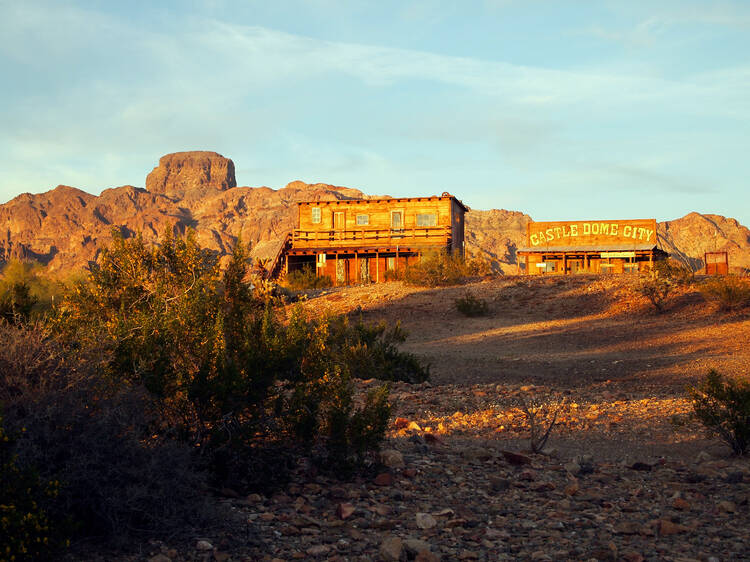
[517,219,669,275]
[277,194,468,285]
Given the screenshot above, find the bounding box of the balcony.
[291,226,451,249]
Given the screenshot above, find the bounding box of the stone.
[403,538,432,556]
[196,540,213,551]
[380,449,405,468]
[489,476,511,491]
[415,551,441,562]
[658,519,688,536]
[374,472,394,486]
[306,544,331,556]
[501,450,532,465]
[380,537,403,562]
[336,502,355,519]
[416,512,437,529]
[148,555,172,562]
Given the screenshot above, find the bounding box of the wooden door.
[333,212,345,240]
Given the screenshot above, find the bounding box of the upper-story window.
[311,207,321,224]
[416,213,437,227]
[356,214,369,226]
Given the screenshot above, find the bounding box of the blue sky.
[1,1,749,224]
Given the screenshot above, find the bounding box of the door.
[333,211,345,240]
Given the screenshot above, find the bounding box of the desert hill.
[1,151,749,274]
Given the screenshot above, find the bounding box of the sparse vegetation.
[404,250,481,287]
[688,370,750,455]
[284,264,333,291]
[454,292,489,317]
[518,396,567,454]
[655,258,695,285]
[635,275,674,312]
[699,275,750,311]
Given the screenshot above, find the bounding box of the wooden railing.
[292,226,451,247]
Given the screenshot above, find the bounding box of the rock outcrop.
[145,151,236,200]
[1,151,749,275]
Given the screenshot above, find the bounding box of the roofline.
[296,194,469,213]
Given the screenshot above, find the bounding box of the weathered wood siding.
[295,197,459,249]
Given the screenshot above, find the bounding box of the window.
[317,254,326,266]
[356,214,369,226]
[387,257,396,270]
[311,207,321,224]
[416,213,437,227]
[391,211,403,229]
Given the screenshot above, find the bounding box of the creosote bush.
[284,265,332,291]
[404,251,483,287]
[635,276,673,312]
[454,292,489,317]
[699,275,750,312]
[688,370,750,455]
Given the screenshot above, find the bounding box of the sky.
[1,0,749,224]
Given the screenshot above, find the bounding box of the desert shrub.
[0,282,38,324]
[0,259,63,316]
[404,250,474,287]
[284,265,332,291]
[518,397,567,454]
[688,370,750,455]
[635,276,673,312]
[1,413,67,561]
[52,231,393,487]
[655,258,694,285]
[326,316,430,384]
[699,275,750,311]
[0,323,212,546]
[454,292,489,317]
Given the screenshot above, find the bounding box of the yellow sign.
[528,219,657,248]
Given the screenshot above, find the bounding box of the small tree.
[688,370,750,455]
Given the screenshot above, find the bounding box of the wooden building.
[517,219,668,275]
[278,194,468,285]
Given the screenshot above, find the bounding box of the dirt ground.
[121,276,750,561]
[305,275,750,463]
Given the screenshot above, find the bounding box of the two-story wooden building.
[517,219,669,275]
[278,194,468,285]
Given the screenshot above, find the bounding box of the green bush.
[1,414,67,561]
[284,265,332,291]
[454,292,489,317]
[688,370,750,455]
[404,250,475,287]
[699,275,750,311]
[0,282,38,324]
[52,231,395,485]
[635,276,673,312]
[328,316,430,384]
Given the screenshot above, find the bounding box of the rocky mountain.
[1,151,749,275]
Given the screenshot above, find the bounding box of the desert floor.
[133,276,750,561]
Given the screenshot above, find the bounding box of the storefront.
[517,219,668,275]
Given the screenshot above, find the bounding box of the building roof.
[297,194,469,213]
[517,244,660,253]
